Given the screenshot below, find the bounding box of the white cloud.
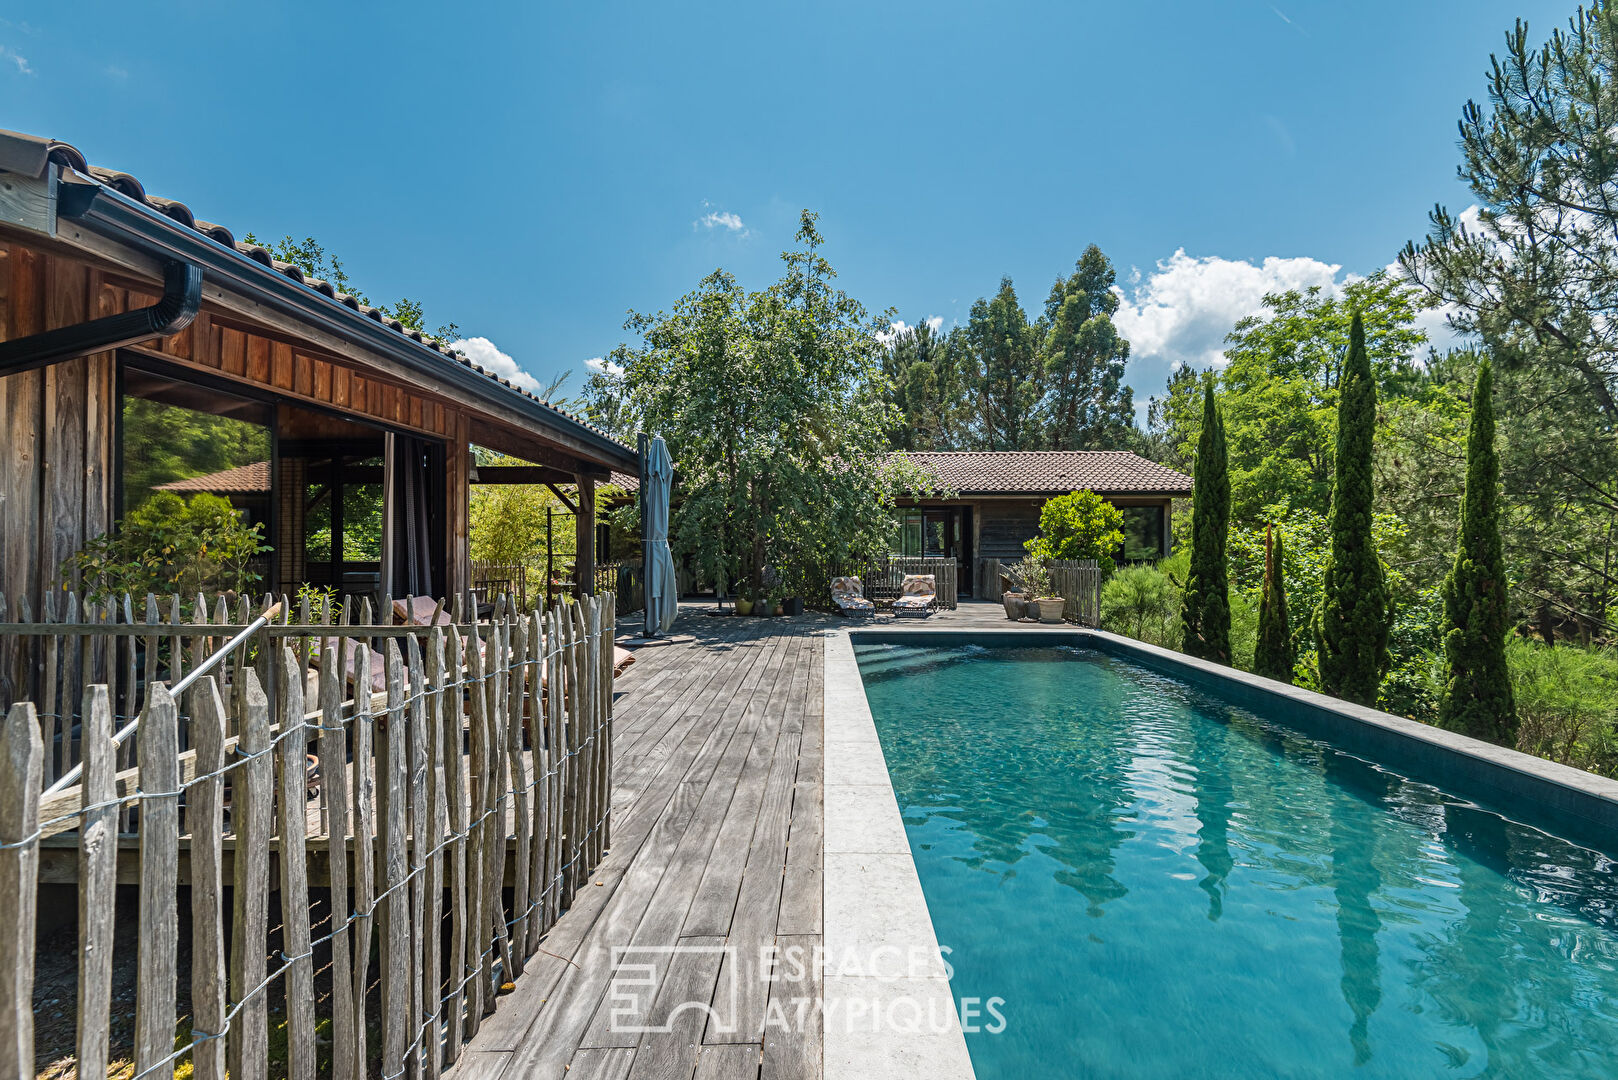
[1114,245,1473,411]
[876,316,945,345]
[695,203,748,236]
[1113,249,1343,374]
[449,336,545,395]
[0,46,33,75]
[585,355,625,378]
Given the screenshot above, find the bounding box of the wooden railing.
[0,591,617,1079]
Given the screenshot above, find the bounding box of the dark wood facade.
[0,219,632,616]
[894,493,1175,597]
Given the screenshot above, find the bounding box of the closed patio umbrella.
[642,435,678,636]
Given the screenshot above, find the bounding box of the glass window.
[1120,505,1165,561]
[120,367,272,525]
[894,510,923,556]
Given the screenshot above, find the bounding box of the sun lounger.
[892,574,937,618]
[831,576,876,617]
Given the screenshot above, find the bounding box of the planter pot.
[1036,597,1066,624]
[1003,593,1028,621]
[772,602,785,616]
[735,597,755,616]
[784,597,804,617]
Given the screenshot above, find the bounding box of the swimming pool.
[853,639,1618,1079]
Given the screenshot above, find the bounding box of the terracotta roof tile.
[155,461,271,495]
[8,131,632,456]
[894,451,1192,496]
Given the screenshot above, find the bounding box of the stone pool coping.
[853,625,1618,853]
[822,630,977,1080]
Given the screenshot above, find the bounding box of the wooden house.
[0,128,638,617]
[890,450,1194,595]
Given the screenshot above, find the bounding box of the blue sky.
[0,1,1570,412]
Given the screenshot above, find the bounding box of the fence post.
[191,678,229,1080]
[0,701,41,1080]
[76,687,116,1079]
[278,649,317,1080]
[229,671,272,1080]
[135,683,179,1077]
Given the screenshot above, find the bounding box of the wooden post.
[575,474,596,596]
[350,643,376,1076]
[76,687,116,1079]
[278,649,317,1080]
[443,626,469,1060]
[381,642,409,1080]
[190,679,229,1080]
[135,683,179,1077]
[318,643,356,1080]
[0,702,41,1080]
[229,672,272,1080]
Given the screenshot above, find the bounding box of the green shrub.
[1100,564,1180,648]
[1508,638,1618,778]
[71,492,269,605]
[1025,489,1125,564]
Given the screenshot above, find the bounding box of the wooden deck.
[452,609,828,1080]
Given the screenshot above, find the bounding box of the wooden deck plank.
[449,612,825,1080]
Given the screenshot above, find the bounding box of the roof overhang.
[43,167,638,474]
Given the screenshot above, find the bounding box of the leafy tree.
[965,277,1042,450]
[241,231,462,342]
[1182,384,1231,663]
[1214,275,1427,522]
[882,320,969,450]
[73,492,269,604]
[1254,526,1294,682]
[1025,490,1125,563]
[1315,313,1393,705]
[1437,361,1518,743]
[619,211,926,601]
[1400,7,1618,640]
[1038,246,1135,450]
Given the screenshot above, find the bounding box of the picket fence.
[0,589,616,1080]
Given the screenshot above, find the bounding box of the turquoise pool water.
[854,642,1618,1079]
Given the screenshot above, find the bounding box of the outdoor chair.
[830,576,876,617]
[892,574,937,618]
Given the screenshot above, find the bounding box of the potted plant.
[735,595,755,616]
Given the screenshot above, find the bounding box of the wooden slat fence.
[0,590,617,1079]
[979,557,1102,625]
[1047,559,1103,626]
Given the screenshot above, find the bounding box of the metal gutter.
[0,257,201,374]
[53,170,639,472]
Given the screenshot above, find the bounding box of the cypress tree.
[1315,312,1391,705]
[1255,525,1294,683]
[1182,383,1231,664]
[1437,361,1517,743]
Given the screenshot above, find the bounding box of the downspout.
[0,257,202,374]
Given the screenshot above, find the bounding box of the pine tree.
[1182,382,1231,664]
[1039,245,1136,450]
[1315,312,1391,705]
[1437,360,1518,743]
[1254,525,1294,683]
[966,277,1041,450]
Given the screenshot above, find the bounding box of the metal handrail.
[41,600,282,796]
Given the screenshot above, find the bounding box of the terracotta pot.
[1003,592,1028,621]
[773,602,785,616]
[1036,597,1066,624]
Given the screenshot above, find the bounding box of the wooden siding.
[0,234,612,627]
